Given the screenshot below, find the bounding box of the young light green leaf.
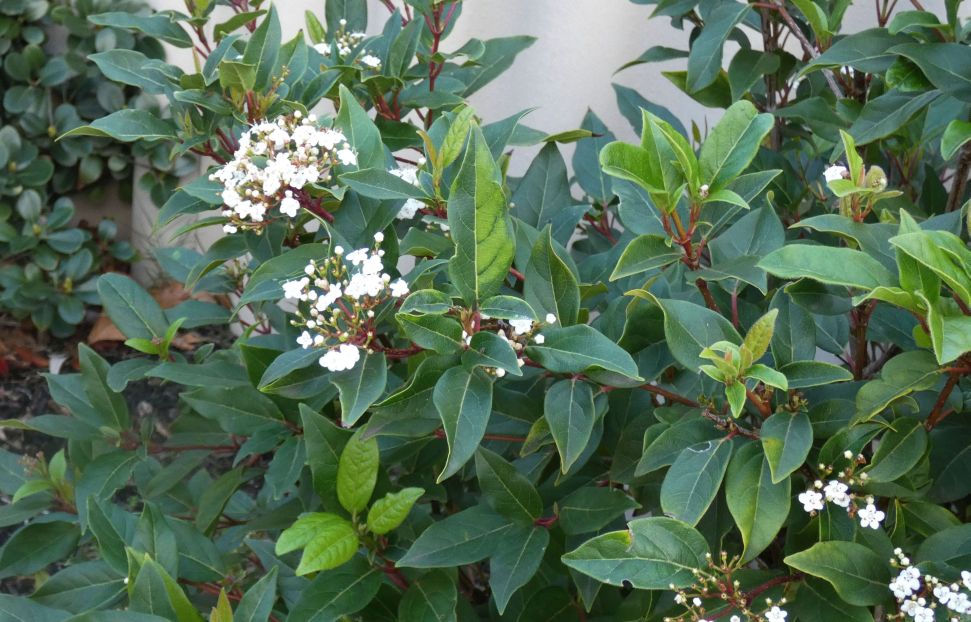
[367,488,425,535]
[337,429,380,514]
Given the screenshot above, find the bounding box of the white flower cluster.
[212,112,357,233]
[890,549,971,621]
[312,19,380,69]
[283,233,409,372]
[798,451,883,530]
[390,165,426,220]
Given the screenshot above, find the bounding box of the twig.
[771,1,844,98]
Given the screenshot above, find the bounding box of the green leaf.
[660,438,733,526]
[849,90,940,145]
[525,324,642,384]
[610,234,682,280]
[891,230,971,305]
[0,521,79,578]
[462,331,523,377]
[195,467,247,533]
[726,442,790,563]
[97,273,169,340]
[88,12,192,48]
[627,290,741,372]
[558,487,641,535]
[802,28,911,75]
[330,351,387,426]
[728,49,781,102]
[891,43,971,102]
[235,567,278,622]
[398,570,457,622]
[855,351,941,423]
[367,488,425,535]
[524,227,580,326]
[288,557,381,622]
[301,405,352,508]
[699,100,774,191]
[335,84,384,170]
[784,541,891,606]
[242,5,280,89]
[761,411,812,484]
[130,558,203,622]
[562,516,709,589]
[398,314,465,354]
[76,451,140,531]
[0,594,71,621]
[434,367,494,482]
[447,125,515,304]
[218,61,256,92]
[866,417,927,482]
[337,429,380,514]
[89,50,172,94]
[544,378,597,474]
[61,109,177,142]
[30,560,125,613]
[779,361,853,388]
[277,513,359,575]
[941,119,971,160]
[512,142,573,231]
[182,386,285,434]
[340,168,428,200]
[78,344,129,431]
[489,525,549,614]
[687,2,750,92]
[475,447,542,522]
[758,246,895,290]
[397,505,511,568]
[740,308,778,368]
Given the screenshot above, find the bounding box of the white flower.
[823,480,850,508]
[495,367,506,378]
[533,334,545,345]
[297,331,314,349]
[913,605,935,622]
[346,248,369,266]
[314,42,332,55]
[823,165,848,183]
[360,53,381,69]
[730,617,741,622]
[765,606,787,622]
[390,278,409,298]
[962,570,971,591]
[280,190,300,217]
[934,585,954,606]
[337,147,357,166]
[319,344,361,372]
[858,503,885,529]
[890,567,922,600]
[545,313,557,324]
[373,232,384,243]
[282,277,310,300]
[397,198,423,220]
[223,223,238,234]
[798,490,824,513]
[222,187,241,207]
[509,318,534,335]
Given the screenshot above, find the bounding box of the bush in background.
[0,0,190,336]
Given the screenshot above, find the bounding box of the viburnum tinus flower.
[390,165,426,220]
[823,164,848,183]
[314,19,366,62]
[211,111,356,233]
[283,233,409,372]
[889,548,971,619]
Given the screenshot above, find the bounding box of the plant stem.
[639,383,700,407]
[946,140,971,212]
[926,371,962,430]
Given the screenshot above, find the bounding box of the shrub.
[1,1,971,621]
[0,0,185,335]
